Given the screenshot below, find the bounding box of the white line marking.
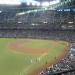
[21,53,48,75]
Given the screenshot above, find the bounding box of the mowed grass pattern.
[0,38,68,75]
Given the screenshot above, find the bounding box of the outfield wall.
[0,29,75,42]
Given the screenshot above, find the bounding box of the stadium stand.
[0,10,75,42]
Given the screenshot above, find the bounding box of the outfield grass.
[0,38,68,75]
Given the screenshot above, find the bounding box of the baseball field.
[0,38,69,75]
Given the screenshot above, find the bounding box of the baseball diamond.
[0,38,69,75]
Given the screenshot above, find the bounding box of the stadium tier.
[0,10,75,30]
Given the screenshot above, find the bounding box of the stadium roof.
[34,0,54,2]
[0,0,60,5]
[16,0,73,16]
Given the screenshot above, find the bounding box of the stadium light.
[32,1,36,6]
[0,11,2,13]
[18,21,22,24]
[50,0,60,5]
[41,2,50,7]
[31,23,39,26]
[43,21,48,24]
[31,23,35,26]
[68,22,74,24]
[31,1,40,6]
[25,0,40,6]
[26,2,31,6]
[36,2,40,6]
[0,0,21,5]
[41,0,60,7]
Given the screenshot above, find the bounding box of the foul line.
[20,52,48,75]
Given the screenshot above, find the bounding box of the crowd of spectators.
[39,43,75,75]
[0,10,75,30]
[0,29,74,41]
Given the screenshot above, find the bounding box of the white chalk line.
[20,52,48,75]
